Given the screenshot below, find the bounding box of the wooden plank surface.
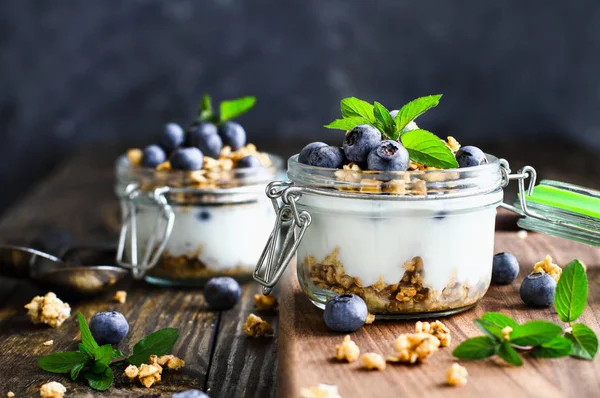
[0,146,277,398]
[278,232,600,398]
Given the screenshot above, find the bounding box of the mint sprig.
[38,312,180,392]
[453,260,598,365]
[197,94,256,125]
[324,95,456,169]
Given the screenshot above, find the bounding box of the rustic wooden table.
[0,142,599,398]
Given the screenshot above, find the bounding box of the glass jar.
[255,154,506,319]
[114,154,284,286]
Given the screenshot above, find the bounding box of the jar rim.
[286,153,503,199]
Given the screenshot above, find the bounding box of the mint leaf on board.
[481,312,519,329]
[496,341,523,366]
[94,344,117,367]
[474,319,503,341]
[84,367,114,391]
[220,96,256,122]
[555,260,588,323]
[394,94,442,133]
[531,336,573,358]
[79,343,95,358]
[38,351,89,373]
[70,361,88,380]
[77,313,99,352]
[340,97,375,122]
[324,116,371,131]
[453,336,498,360]
[510,321,563,346]
[401,129,459,169]
[373,102,395,139]
[127,328,180,366]
[566,323,598,360]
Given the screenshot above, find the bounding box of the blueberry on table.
[141,145,167,168]
[170,147,204,170]
[298,142,328,165]
[324,294,368,333]
[159,123,185,153]
[367,140,410,171]
[492,252,520,285]
[204,277,242,311]
[236,155,262,168]
[219,121,247,150]
[456,146,488,168]
[342,125,381,163]
[188,122,222,158]
[89,311,129,345]
[171,390,209,398]
[520,272,556,307]
[308,145,345,169]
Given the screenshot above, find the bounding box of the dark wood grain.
[278,232,600,398]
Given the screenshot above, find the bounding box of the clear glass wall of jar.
[115,154,284,286]
[256,154,504,319]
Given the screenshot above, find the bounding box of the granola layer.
[148,250,253,281]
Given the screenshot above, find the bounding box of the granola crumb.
[39,381,66,398]
[254,293,278,310]
[156,354,185,370]
[7,392,15,398]
[156,161,172,171]
[415,320,451,347]
[25,292,71,328]
[446,136,461,153]
[243,314,273,337]
[42,340,54,346]
[335,335,360,363]
[125,364,140,379]
[446,363,468,387]
[502,326,513,341]
[365,313,375,325]
[517,230,528,239]
[127,148,143,166]
[387,332,440,364]
[533,255,562,282]
[113,290,127,304]
[360,352,386,371]
[300,384,342,398]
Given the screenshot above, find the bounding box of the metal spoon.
[0,243,127,295]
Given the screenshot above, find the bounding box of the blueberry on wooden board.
[520,272,556,307]
[324,294,368,333]
[204,277,242,311]
[89,311,129,345]
[492,252,520,285]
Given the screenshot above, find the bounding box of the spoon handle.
[0,244,61,279]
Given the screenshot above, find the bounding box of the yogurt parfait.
[116,95,282,286]
[255,95,504,318]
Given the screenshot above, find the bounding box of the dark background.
[1,0,600,212]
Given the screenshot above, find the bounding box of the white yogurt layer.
[297,190,503,291]
[132,197,274,271]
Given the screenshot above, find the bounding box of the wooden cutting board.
[277,231,600,398]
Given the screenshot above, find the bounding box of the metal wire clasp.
[253,181,312,295]
[116,183,175,279]
[499,159,538,217]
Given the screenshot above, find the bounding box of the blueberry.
[197,210,211,221]
[170,147,204,170]
[171,390,209,398]
[188,122,222,158]
[342,125,381,163]
[89,311,129,345]
[159,123,185,153]
[520,273,556,307]
[219,121,246,150]
[492,252,520,285]
[456,146,488,168]
[141,145,167,168]
[366,140,410,171]
[323,294,368,333]
[204,277,241,311]
[308,145,345,169]
[298,142,327,165]
[236,155,262,168]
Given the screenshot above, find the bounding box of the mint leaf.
[566,324,598,360]
[200,94,213,113]
[474,319,503,341]
[38,351,89,373]
[531,336,572,358]
[497,341,523,366]
[340,97,375,122]
[84,367,114,391]
[79,343,95,358]
[77,313,99,351]
[94,344,116,367]
[324,116,371,131]
[373,102,395,139]
[128,328,179,366]
[555,260,588,323]
[510,321,562,346]
[220,96,256,122]
[394,94,442,133]
[401,129,459,169]
[453,336,497,360]
[198,94,217,122]
[481,312,519,329]
[70,361,88,380]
